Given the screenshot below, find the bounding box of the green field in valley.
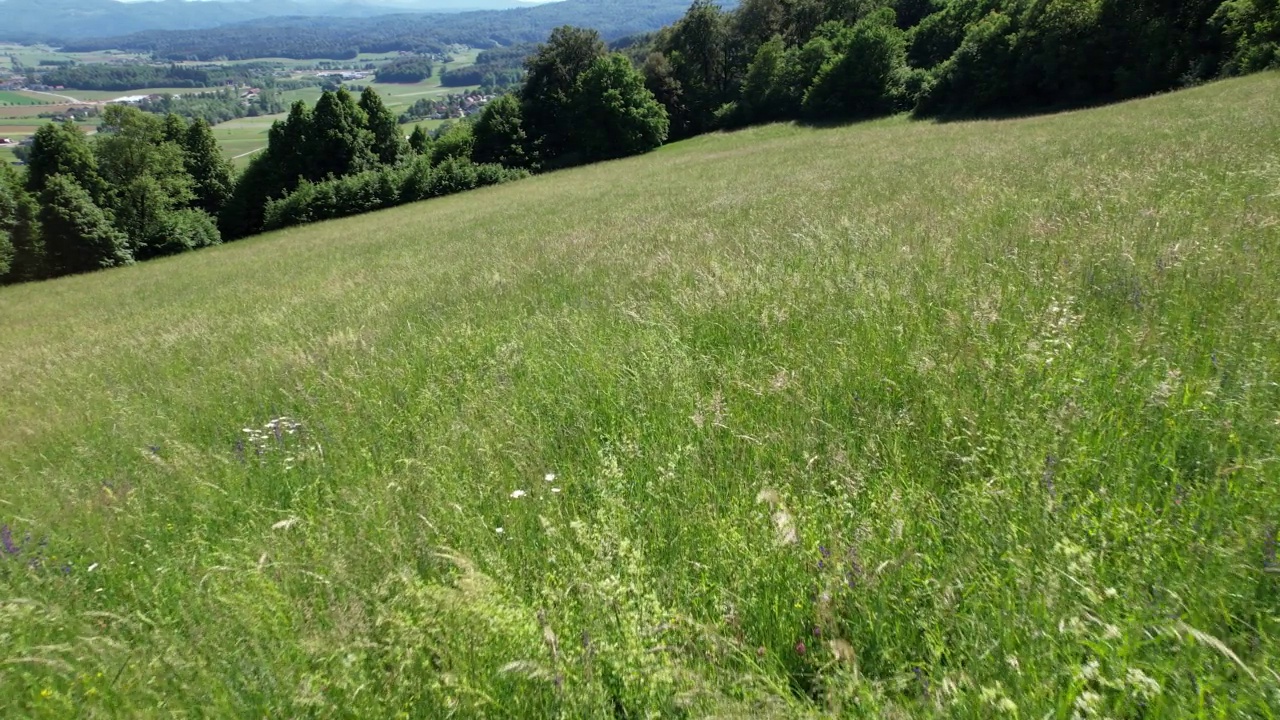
[2,72,1278,717]
[0,91,43,106]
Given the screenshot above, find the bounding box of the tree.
[407,124,432,156]
[430,122,475,165]
[95,104,199,260]
[472,94,529,168]
[359,86,407,166]
[574,54,669,161]
[642,51,687,134]
[183,118,235,216]
[0,166,18,281]
[662,0,735,138]
[309,88,376,179]
[6,194,44,283]
[520,26,607,161]
[220,152,282,241]
[802,12,909,119]
[737,35,799,124]
[38,175,132,277]
[915,11,1017,115]
[267,101,313,181]
[161,112,188,144]
[24,122,107,202]
[1213,0,1280,73]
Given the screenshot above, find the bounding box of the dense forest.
[374,57,436,83]
[37,63,285,91]
[59,0,716,60]
[3,0,1277,286]
[0,0,538,43]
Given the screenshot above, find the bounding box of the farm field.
[0,46,486,166]
[7,64,1277,720]
[0,43,147,68]
[0,91,43,106]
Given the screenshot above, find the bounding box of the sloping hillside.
[1,73,1278,716]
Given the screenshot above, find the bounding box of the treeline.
[440,44,533,87]
[220,87,525,240]
[0,87,526,284]
[374,56,435,83]
[464,27,671,171]
[138,87,285,125]
[0,108,231,283]
[613,0,1280,137]
[432,0,1280,176]
[37,63,277,91]
[60,0,706,61]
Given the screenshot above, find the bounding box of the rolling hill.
[57,0,706,59]
[0,0,558,42]
[1,73,1278,716]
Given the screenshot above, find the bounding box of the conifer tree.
[407,125,432,156]
[310,88,376,179]
[358,87,407,166]
[183,118,235,216]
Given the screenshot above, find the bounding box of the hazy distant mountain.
[45,0,710,60]
[0,0,559,42]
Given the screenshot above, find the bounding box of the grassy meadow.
[1,73,1279,717]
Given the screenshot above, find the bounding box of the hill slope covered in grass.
[1,73,1279,717]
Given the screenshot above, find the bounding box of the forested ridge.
[60,0,713,60]
[1,0,1277,286]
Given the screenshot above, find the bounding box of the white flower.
[495,527,505,534]
[551,487,562,494]
[544,473,556,482]
[510,489,527,499]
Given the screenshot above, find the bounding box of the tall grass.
[1,72,1278,717]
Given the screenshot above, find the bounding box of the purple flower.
[812,626,822,638]
[819,545,831,558]
[1,525,18,556]
[794,641,806,656]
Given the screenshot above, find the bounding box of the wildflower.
[510,489,527,499]
[1,525,18,555]
[1074,690,1102,717]
[551,487,562,494]
[756,646,766,658]
[794,641,806,656]
[819,545,831,558]
[495,527,505,534]
[812,626,821,638]
[1125,668,1162,700]
[545,473,556,482]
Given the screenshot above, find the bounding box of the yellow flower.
[40,688,53,699]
